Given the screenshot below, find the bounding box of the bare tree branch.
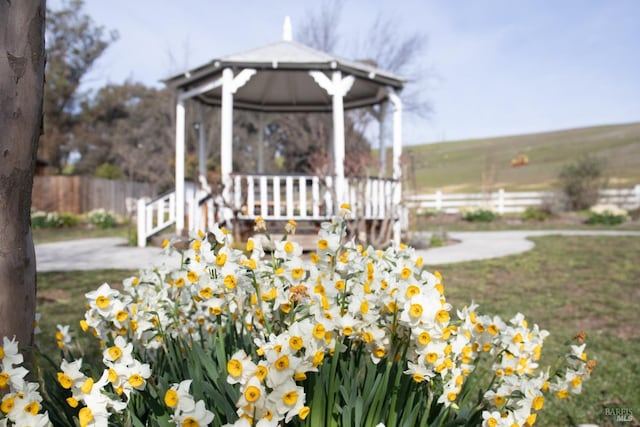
[297,0,343,52]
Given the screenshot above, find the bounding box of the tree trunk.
[0,1,45,347]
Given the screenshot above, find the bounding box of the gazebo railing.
[232,174,332,220]
[231,173,399,221]
[345,175,398,220]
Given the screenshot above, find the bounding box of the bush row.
[415,204,632,224]
[31,209,122,229]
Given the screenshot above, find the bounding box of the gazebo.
[137,19,406,247]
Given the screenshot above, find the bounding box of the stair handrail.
[136,191,177,247]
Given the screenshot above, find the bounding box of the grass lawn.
[35,235,639,426]
[33,224,133,244]
[437,235,640,426]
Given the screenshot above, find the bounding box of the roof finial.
[283,16,292,41]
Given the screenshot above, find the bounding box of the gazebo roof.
[164,40,405,112]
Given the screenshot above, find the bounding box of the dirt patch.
[559,306,639,340]
[37,288,70,305]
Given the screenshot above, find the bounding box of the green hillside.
[402,122,640,194]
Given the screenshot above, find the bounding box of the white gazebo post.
[309,69,354,205]
[220,68,234,202]
[388,90,403,243]
[173,78,226,238]
[331,71,346,203]
[378,101,388,174]
[196,106,208,188]
[175,98,186,235]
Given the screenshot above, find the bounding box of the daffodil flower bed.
[1,209,594,426]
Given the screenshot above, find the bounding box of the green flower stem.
[326,342,342,426]
[387,361,403,427]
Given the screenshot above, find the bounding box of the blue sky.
[58,0,640,145]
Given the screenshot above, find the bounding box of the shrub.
[95,162,125,180]
[461,206,496,222]
[31,210,79,229]
[31,209,57,229]
[58,213,80,227]
[429,228,449,247]
[415,207,442,218]
[558,155,608,211]
[586,204,628,225]
[522,206,552,222]
[87,208,118,229]
[31,209,79,229]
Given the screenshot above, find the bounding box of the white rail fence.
[406,185,640,215]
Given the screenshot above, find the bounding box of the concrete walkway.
[35,238,181,272]
[35,230,640,272]
[413,230,640,265]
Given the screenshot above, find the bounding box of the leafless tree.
[297,0,343,53]
[352,14,432,118]
[0,0,45,347]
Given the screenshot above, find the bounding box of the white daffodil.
[227,350,258,385]
[481,410,503,427]
[85,283,121,317]
[54,324,73,350]
[167,380,214,427]
[266,379,306,423]
[102,336,134,366]
[255,417,280,427]
[104,356,151,399]
[1,382,50,426]
[0,337,23,369]
[236,376,266,414]
[57,359,86,391]
[222,418,252,427]
[274,240,302,260]
[164,379,196,413]
[209,223,232,245]
[171,400,214,426]
[399,293,442,328]
[265,350,301,389]
[404,361,435,384]
[77,394,110,427]
[33,312,42,336]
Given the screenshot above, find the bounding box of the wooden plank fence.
[32,176,157,217]
[405,185,640,214]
